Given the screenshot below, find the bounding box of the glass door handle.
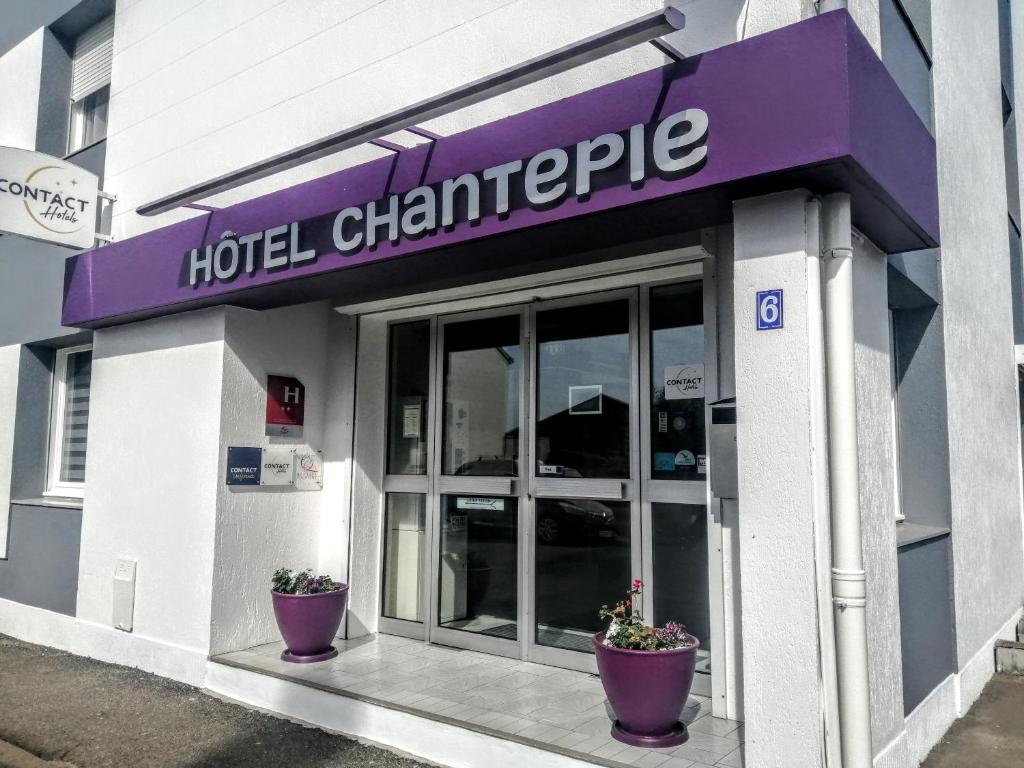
[437,476,514,495]
[532,478,624,500]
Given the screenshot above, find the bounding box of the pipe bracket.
[823,246,854,259]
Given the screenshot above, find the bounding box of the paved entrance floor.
[214,634,745,768]
[921,674,1024,768]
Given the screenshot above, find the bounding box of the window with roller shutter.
[68,15,113,155]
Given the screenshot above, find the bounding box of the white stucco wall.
[76,310,226,658]
[319,313,358,585]
[209,302,331,656]
[931,0,1024,701]
[732,190,829,768]
[97,0,871,242]
[852,236,904,750]
[103,0,668,239]
[348,315,390,638]
[0,29,43,150]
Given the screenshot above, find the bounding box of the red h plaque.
[266,375,305,437]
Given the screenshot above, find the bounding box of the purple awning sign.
[63,11,937,328]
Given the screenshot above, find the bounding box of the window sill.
[10,496,84,511]
[64,138,106,161]
[896,521,949,548]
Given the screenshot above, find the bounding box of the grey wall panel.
[11,345,54,500]
[893,305,952,529]
[66,135,105,179]
[0,237,81,346]
[0,503,82,615]
[35,27,71,157]
[897,534,956,714]
[888,250,940,307]
[0,0,79,58]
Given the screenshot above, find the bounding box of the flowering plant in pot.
[271,568,349,663]
[593,580,699,748]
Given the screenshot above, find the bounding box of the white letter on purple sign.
[263,224,290,268]
[652,109,708,174]
[525,148,569,206]
[575,132,624,196]
[213,239,240,280]
[482,160,523,216]
[289,221,316,264]
[189,245,213,286]
[333,207,363,253]
[441,174,481,228]
[366,195,400,247]
[238,231,263,274]
[401,186,436,236]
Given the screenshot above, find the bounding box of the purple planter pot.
[593,632,700,748]
[271,585,349,663]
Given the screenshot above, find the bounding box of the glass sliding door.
[529,293,640,671]
[438,495,518,639]
[378,320,433,639]
[534,298,632,478]
[376,278,715,686]
[640,280,713,694]
[534,498,632,653]
[429,310,525,655]
[381,493,426,623]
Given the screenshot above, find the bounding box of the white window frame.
[67,83,110,156]
[45,344,93,499]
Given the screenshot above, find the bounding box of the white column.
[732,190,830,768]
[320,313,358,585]
[77,311,225,660]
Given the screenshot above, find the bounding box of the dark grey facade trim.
[898,533,957,714]
[0,503,82,616]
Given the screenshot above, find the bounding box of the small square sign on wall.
[756,289,784,331]
[226,446,262,486]
[266,375,305,437]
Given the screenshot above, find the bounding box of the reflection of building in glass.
[445,344,519,471]
[532,395,631,479]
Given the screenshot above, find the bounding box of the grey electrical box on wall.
[112,558,137,632]
[709,398,738,500]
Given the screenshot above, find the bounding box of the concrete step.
[995,639,1024,675]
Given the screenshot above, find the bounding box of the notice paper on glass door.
[402,404,421,437]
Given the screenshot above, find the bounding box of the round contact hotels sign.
[0,146,98,249]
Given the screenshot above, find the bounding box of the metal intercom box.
[709,398,737,499]
[112,558,137,632]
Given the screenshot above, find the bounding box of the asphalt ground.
[921,674,1024,768]
[0,634,434,768]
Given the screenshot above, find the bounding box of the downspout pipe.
[821,193,873,768]
[818,0,849,12]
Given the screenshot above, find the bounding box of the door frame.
[524,287,642,673]
[347,245,729,707]
[426,303,528,659]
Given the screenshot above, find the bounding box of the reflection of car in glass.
[452,497,618,544]
[537,498,617,544]
[450,458,617,544]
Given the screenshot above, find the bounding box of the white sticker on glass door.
[664,364,704,400]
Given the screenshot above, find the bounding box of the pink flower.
[632,579,643,590]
